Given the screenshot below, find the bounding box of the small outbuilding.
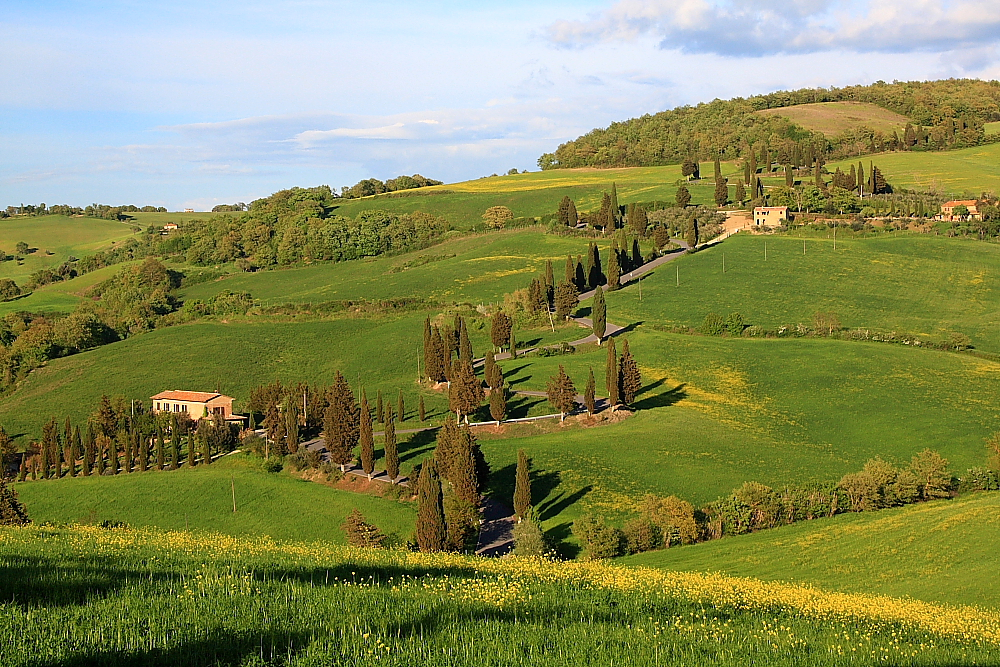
[753,206,788,227]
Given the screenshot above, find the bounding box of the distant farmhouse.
[162,222,178,231]
[937,200,982,221]
[151,390,243,423]
[753,206,788,227]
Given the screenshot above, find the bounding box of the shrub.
[623,516,662,554]
[725,312,745,336]
[910,449,953,499]
[513,508,552,557]
[262,458,284,473]
[572,515,625,560]
[340,509,386,548]
[700,312,725,336]
[640,494,698,545]
[963,467,1000,492]
[482,206,514,230]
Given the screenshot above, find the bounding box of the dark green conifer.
[618,338,642,406]
[139,431,149,472]
[489,384,507,423]
[83,423,95,476]
[592,286,607,342]
[155,427,165,471]
[359,390,375,477]
[513,449,531,519]
[676,185,691,208]
[415,458,446,552]
[418,395,426,422]
[170,415,180,470]
[397,389,405,422]
[606,337,619,405]
[584,367,596,415]
[384,411,399,482]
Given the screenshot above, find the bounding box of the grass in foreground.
[0,524,997,666]
[622,492,1000,609]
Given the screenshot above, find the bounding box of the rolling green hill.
[623,492,1000,609]
[757,101,910,137]
[0,215,139,283]
[13,454,415,543]
[3,523,994,666]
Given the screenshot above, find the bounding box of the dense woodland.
[539,79,1000,169]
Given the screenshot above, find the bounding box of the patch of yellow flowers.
[4,524,999,646]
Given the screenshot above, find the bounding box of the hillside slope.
[1,524,997,665]
[623,493,1000,609]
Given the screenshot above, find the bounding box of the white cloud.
[546,0,1000,57]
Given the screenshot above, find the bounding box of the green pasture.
[331,165,724,228]
[609,231,1000,353]
[623,492,1000,609]
[756,101,910,138]
[13,454,415,544]
[985,122,1000,136]
[0,215,138,284]
[827,143,1000,196]
[179,229,645,307]
[483,330,1000,540]
[0,262,134,316]
[2,526,987,667]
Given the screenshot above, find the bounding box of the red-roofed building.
[938,200,981,221]
[151,390,241,421]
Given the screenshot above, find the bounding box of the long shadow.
[506,395,544,419]
[632,382,687,410]
[612,320,644,336]
[536,485,592,523]
[522,337,543,347]
[397,428,438,464]
[33,629,314,667]
[0,553,174,609]
[577,305,592,318]
[530,469,562,509]
[546,521,581,559]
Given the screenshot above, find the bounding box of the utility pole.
[676,265,679,287]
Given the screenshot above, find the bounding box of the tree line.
[572,449,964,559]
[1,203,166,219]
[539,79,1000,170]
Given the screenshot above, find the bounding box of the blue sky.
[3,0,998,210]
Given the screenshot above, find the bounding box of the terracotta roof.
[943,200,977,207]
[151,390,224,403]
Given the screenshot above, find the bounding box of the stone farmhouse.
[753,206,788,227]
[937,200,982,221]
[151,390,243,422]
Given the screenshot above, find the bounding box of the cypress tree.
[459,319,473,364]
[489,384,507,423]
[632,238,642,269]
[814,161,823,188]
[428,326,445,382]
[123,429,133,474]
[155,427,165,471]
[490,312,512,353]
[544,260,554,305]
[554,281,579,320]
[568,199,578,226]
[610,182,620,228]
[415,458,446,552]
[675,185,691,208]
[285,407,299,454]
[186,430,195,468]
[785,165,793,187]
[419,395,426,422]
[112,431,123,474]
[546,365,576,420]
[0,476,30,526]
[376,390,384,424]
[359,390,375,477]
[384,412,399,482]
[40,420,52,479]
[565,255,575,285]
[448,360,484,423]
[592,286,607,342]
[422,317,433,380]
[618,338,642,405]
[68,424,79,478]
[82,423,94,477]
[858,161,866,195]
[592,244,603,285]
[170,415,180,470]
[484,350,498,389]
[584,367,596,415]
[513,449,531,519]
[714,177,729,207]
[139,431,149,472]
[735,179,746,205]
[324,371,360,468]
[202,426,212,464]
[450,425,479,506]
[63,417,73,476]
[96,435,107,475]
[607,246,621,290]
[397,389,405,422]
[713,156,721,181]
[508,327,516,358]
[556,195,572,225]
[749,149,757,177]
[606,337,619,405]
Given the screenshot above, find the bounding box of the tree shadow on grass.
[505,395,544,419]
[631,382,687,410]
[612,320,644,336]
[537,484,592,523]
[545,521,582,560]
[397,428,438,465]
[33,629,314,667]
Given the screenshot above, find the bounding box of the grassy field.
[179,228,651,307]
[827,143,1000,196]
[623,493,1000,609]
[1,524,997,666]
[757,102,911,137]
[13,454,415,544]
[0,215,138,284]
[329,165,727,228]
[986,122,1000,136]
[0,262,136,316]
[610,231,1000,352]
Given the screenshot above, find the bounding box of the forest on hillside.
[539,79,1000,169]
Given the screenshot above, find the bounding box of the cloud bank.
[547,0,1000,57]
